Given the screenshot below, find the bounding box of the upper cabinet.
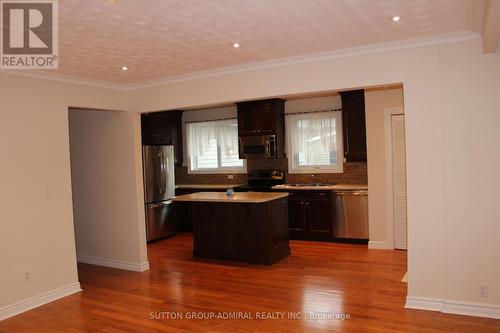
[236,98,286,158]
[141,110,183,165]
[340,90,367,162]
[236,98,285,136]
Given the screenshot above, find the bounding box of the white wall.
[129,37,500,316]
[440,40,500,307]
[285,95,341,113]
[0,74,134,318]
[68,109,148,270]
[365,87,405,248]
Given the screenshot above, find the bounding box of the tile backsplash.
[176,159,367,185]
[286,162,367,184]
[175,166,248,185]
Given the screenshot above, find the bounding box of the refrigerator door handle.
[164,146,175,199]
[155,148,163,199]
[159,149,166,197]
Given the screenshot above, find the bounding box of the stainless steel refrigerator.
[142,145,176,242]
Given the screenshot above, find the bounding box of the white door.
[391,114,408,250]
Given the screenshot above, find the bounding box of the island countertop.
[173,191,289,203]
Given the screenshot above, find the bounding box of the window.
[285,110,343,173]
[186,118,246,173]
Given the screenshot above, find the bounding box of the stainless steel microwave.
[239,135,277,159]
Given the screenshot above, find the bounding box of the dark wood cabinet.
[192,202,233,259]
[236,99,286,158]
[288,198,307,237]
[340,90,367,162]
[190,198,290,264]
[237,99,284,136]
[284,191,334,241]
[141,111,183,165]
[174,188,227,232]
[308,198,333,238]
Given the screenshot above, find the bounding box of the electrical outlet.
[227,175,234,180]
[24,271,31,283]
[479,284,488,297]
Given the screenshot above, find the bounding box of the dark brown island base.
[173,192,290,265]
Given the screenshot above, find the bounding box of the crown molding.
[0,70,129,91]
[0,31,481,92]
[126,31,481,91]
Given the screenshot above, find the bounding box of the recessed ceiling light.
[121,66,128,71]
[232,43,240,48]
[392,16,401,22]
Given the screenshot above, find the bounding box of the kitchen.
[141,88,403,264]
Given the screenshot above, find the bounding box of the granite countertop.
[173,192,289,203]
[272,184,368,191]
[175,184,244,190]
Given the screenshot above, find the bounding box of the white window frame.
[286,111,344,174]
[188,157,247,175]
[186,119,247,175]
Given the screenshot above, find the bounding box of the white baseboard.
[443,300,500,319]
[368,241,392,249]
[77,254,150,272]
[406,296,500,319]
[405,296,444,312]
[0,282,81,321]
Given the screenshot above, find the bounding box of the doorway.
[68,108,149,272]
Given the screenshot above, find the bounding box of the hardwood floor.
[1,233,500,332]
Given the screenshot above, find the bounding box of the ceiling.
[54,0,484,84]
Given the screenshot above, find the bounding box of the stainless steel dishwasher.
[333,190,369,240]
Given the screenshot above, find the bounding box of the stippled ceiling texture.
[56,0,483,84]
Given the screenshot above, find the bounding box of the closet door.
[392,114,408,250]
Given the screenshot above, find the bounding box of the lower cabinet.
[288,199,307,236]
[286,191,334,241]
[191,199,290,264]
[174,188,227,231]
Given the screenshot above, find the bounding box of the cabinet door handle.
[318,193,326,196]
[243,206,250,217]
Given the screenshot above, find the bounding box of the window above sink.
[285,109,343,174]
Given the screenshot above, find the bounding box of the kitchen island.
[173,192,290,265]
